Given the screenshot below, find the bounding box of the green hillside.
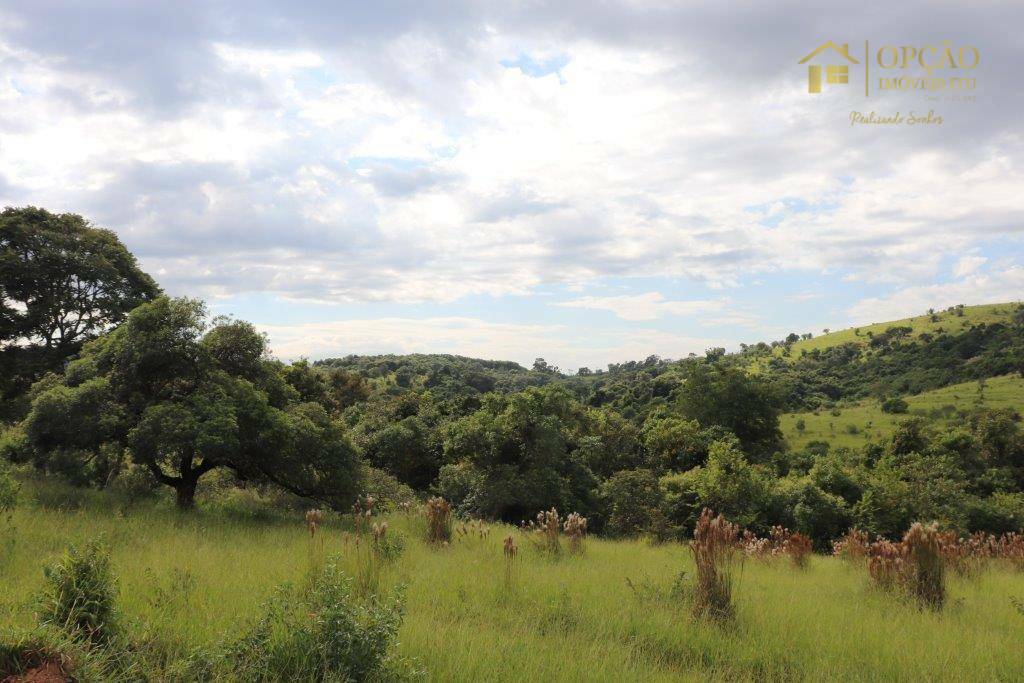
[781,373,1024,450]
[756,302,1020,366]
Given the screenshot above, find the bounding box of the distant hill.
[781,373,1024,449]
[312,303,1024,437]
[315,353,553,401]
[751,302,1021,367]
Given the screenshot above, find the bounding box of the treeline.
[3,206,1024,547]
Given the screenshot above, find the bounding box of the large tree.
[21,296,360,509]
[439,384,598,521]
[0,207,160,404]
[675,363,784,459]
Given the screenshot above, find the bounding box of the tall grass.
[3,484,1024,680]
[425,497,452,544]
[690,508,740,621]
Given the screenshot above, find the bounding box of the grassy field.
[781,373,1024,450]
[753,302,1020,369]
[3,483,1024,681]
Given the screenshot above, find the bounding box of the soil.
[0,661,69,683]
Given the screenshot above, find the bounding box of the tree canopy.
[20,296,360,509]
[0,207,160,409]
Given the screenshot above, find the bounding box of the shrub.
[107,462,158,506]
[371,522,405,563]
[787,532,813,568]
[881,397,909,414]
[360,464,417,511]
[38,540,119,645]
[220,561,407,681]
[690,508,740,621]
[773,476,851,548]
[832,528,870,563]
[0,460,18,514]
[866,522,946,610]
[599,468,662,537]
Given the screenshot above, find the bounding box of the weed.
[904,522,945,610]
[38,539,119,645]
[563,513,588,555]
[525,508,561,555]
[690,508,740,621]
[832,528,870,564]
[502,535,518,592]
[352,494,376,535]
[215,561,407,681]
[425,497,453,544]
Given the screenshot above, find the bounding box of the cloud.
[257,316,729,371]
[554,292,724,321]
[953,255,988,278]
[847,265,1024,324]
[0,0,1021,359]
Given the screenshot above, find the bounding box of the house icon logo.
[798,42,859,93]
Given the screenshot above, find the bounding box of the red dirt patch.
[1,660,69,683]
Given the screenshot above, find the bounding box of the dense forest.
[3,207,1024,547]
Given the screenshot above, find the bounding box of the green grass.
[3,484,1024,680]
[751,302,1020,370]
[781,373,1024,450]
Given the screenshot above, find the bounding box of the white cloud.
[847,265,1024,324]
[1,11,1021,306]
[0,1,1021,366]
[953,255,988,278]
[554,292,723,321]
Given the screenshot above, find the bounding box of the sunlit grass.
[781,373,1024,449]
[3,488,1024,680]
[757,302,1018,368]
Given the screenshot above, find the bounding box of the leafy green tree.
[0,207,160,405]
[22,297,360,509]
[283,359,370,413]
[773,476,851,547]
[675,364,783,458]
[599,468,662,536]
[640,415,708,471]
[441,384,597,521]
[576,407,642,478]
[659,438,774,535]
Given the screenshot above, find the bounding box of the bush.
[360,464,417,512]
[0,424,30,464]
[39,540,119,645]
[215,561,407,681]
[425,496,453,544]
[0,460,18,514]
[599,468,662,537]
[773,476,851,548]
[107,462,158,506]
[881,397,909,414]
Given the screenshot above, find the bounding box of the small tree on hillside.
[21,297,360,509]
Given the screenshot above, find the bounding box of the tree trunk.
[175,478,198,510]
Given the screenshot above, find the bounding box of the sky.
[0,1,1022,372]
